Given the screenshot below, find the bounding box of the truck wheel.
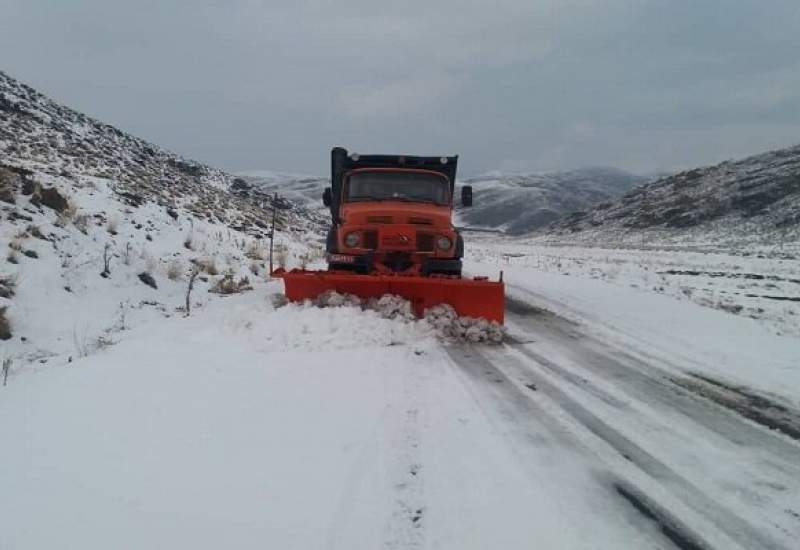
[326,226,337,253]
[455,233,464,258]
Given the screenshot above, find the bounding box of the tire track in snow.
[504,295,800,474]
[490,344,786,550]
[485,290,800,548]
[445,344,727,549]
[384,354,428,549]
[613,481,709,550]
[458,343,789,550]
[670,373,800,442]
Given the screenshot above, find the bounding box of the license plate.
[328,254,355,263]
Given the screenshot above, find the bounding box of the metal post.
[269,193,277,275]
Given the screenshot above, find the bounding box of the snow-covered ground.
[0,172,317,367]
[3,195,800,549]
[0,226,800,549]
[7,67,799,548]
[1,289,669,550]
[467,234,800,337]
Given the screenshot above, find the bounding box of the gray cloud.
[2,0,799,175]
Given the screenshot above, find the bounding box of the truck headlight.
[345,232,360,247]
[436,236,452,250]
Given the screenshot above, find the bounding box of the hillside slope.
[549,145,800,246]
[0,70,324,237]
[237,170,329,210]
[459,168,644,234]
[0,71,322,363]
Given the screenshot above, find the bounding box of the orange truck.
[273,147,505,323]
[323,147,470,276]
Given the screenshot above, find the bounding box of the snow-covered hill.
[0,70,325,237]
[548,144,800,246]
[0,71,324,360]
[237,170,329,211]
[459,168,645,234]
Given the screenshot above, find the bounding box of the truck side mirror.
[461,185,473,207]
[323,187,332,207]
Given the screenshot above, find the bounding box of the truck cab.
[323,147,472,276]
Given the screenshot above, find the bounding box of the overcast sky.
[2,0,799,176]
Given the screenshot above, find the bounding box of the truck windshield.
[345,171,449,205]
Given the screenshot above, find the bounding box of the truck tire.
[455,232,464,259]
[326,226,337,253]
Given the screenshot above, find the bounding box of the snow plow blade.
[272,269,505,324]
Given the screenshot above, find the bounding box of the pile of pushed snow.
[423,304,506,344]
[311,291,506,344]
[256,294,432,351]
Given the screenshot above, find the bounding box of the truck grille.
[416,232,434,252]
[362,230,378,249]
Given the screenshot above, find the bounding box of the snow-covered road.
[448,299,800,550]
[3,271,800,549]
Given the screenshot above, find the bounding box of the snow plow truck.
[273,147,505,323]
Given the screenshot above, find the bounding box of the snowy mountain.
[549,144,800,245]
[459,168,645,234]
[237,170,329,211]
[0,70,323,359]
[0,70,325,237]
[240,167,645,235]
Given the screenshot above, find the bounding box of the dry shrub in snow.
[94,335,116,351]
[2,357,10,386]
[122,242,133,265]
[166,259,184,281]
[184,268,200,316]
[209,273,252,294]
[0,306,11,340]
[27,225,46,240]
[0,169,16,204]
[274,244,288,269]
[245,241,265,260]
[101,243,112,277]
[0,274,15,299]
[193,257,219,275]
[106,216,119,235]
[73,213,90,234]
[55,199,78,227]
[183,232,194,250]
[271,293,289,309]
